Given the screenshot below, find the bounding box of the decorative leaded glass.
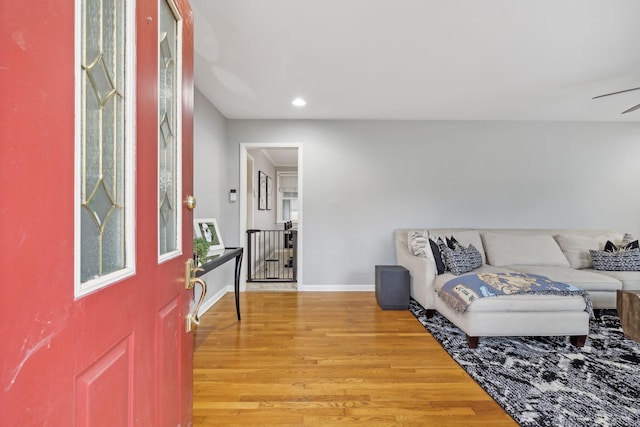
[80,0,127,283]
[158,0,180,256]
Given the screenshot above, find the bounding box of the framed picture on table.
[194,218,225,254]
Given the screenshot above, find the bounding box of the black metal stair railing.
[246,225,297,282]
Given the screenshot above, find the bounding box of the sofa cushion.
[441,244,482,275]
[428,230,486,264]
[590,248,640,271]
[504,265,622,292]
[554,234,604,269]
[582,269,640,291]
[460,293,587,313]
[482,233,570,267]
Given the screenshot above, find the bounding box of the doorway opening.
[239,143,302,291]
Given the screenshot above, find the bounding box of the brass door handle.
[185,259,207,332]
[186,278,207,332]
[185,258,203,287]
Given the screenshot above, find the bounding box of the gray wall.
[246,148,278,230]
[193,89,234,304]
[224,120,640,288]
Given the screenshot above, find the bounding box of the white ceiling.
[192,0,640,122]
[257,148,298,167]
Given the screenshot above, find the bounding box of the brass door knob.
[185,195,196,210]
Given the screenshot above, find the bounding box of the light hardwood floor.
[193,292,517,426]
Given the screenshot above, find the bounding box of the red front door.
[1,0,195,425]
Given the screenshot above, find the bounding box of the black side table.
[375,265,410,310]
[196,247,243,320]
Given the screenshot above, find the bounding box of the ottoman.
[375,265,410,309]
[432,266,591,349]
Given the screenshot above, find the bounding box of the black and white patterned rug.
[409,300,640,427]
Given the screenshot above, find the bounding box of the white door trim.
[245,153,254,230]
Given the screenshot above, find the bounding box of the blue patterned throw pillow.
[590,248,640,271]
[441,244,483,275]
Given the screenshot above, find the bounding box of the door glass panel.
[158,0,180,258]
[79,0,130,288]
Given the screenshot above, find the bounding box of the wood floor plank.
[193,292,517,425]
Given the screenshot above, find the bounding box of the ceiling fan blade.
[593,86,640,99]
[622,103,640,114]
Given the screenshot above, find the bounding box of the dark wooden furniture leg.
[570,335,586,347]
[467,336,479,349]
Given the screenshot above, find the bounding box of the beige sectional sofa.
[394,228,640,348]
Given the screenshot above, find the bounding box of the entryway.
[239,143,302,291]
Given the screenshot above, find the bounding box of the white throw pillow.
[408,230,434,261]
[481,233,570,267]
[554,234,605,269]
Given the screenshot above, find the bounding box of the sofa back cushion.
[554,234,610,269]
[482,232,570,267]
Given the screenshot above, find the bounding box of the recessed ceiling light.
[292,97,306,107]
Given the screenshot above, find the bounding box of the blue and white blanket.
[438,272,593,316]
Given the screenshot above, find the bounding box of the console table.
[196,247,243,320]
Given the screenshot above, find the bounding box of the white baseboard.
[299,284,374,292]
